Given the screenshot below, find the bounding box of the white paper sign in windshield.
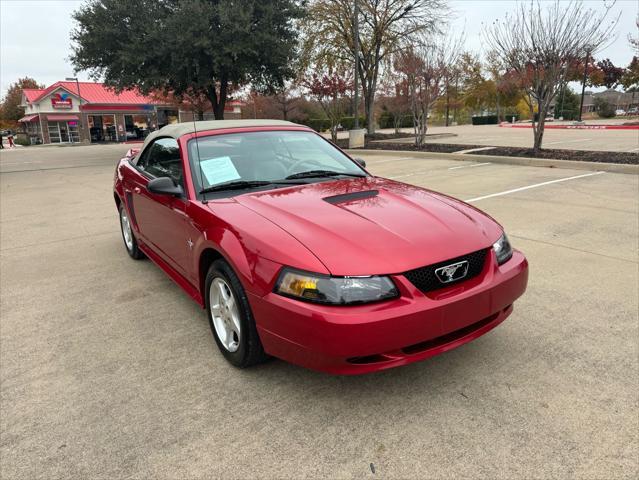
[199,156,241,186]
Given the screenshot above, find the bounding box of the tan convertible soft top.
[140,119,303,152]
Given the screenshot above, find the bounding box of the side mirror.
[353,157,366,168]
[147,176,183,197]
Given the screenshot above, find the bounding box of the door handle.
[133,187,141,194]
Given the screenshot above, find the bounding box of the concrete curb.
[345,149,639,174]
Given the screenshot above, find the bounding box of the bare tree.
[395,33,462,146]
[272,86,300,120]
[301,0,449,134]
[629,14,639,50]
[485,0,619,152]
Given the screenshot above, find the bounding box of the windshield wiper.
[200,179,303,194]
[285,170,366,180]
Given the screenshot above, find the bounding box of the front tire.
[205,259,268,368]
[119,203,144,260]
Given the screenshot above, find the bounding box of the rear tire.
[205,259,268,368]
[119,203,144,260]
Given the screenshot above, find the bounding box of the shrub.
[339,116,366,130]
[378,111,391,129]
[594,98,616,118]
[471,115,498,125]
[298,118,331,132]
[378,112,413,129]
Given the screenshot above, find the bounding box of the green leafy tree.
[554,86,579,120]
[71,0,303,119]
[621,56,639,91]
[0,77,43,123]
[594,97,615,118]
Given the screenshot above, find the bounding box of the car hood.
[235,177,503,276]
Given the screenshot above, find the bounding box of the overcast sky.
[1,0,637,97]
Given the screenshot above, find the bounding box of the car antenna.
[192,108,208,204]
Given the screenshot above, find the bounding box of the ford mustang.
[113,120,528,374]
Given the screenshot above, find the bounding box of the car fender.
[113,161,126,207]
[199,226,254,286]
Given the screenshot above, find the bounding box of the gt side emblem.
[435,260,469,283]
[187,238,194,250]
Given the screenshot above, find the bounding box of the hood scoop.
[323,190,379,205]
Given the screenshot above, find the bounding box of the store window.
[48,122,61,143]
[47,121,80,144]
[124,114,152,140]
[157,109,179,129]
[88,115,116,142]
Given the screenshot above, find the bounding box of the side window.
[137,138,183,186]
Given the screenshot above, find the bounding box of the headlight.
[275,268,399,305]
[493,233,513,265]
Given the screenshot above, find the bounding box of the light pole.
[578,51,590,122]
[66,77,83,142]
[353,0,360,129]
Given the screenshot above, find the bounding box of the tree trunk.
[533,118,545,151]
[533,103,549,152]
[528,97,538,152]
[207,77,228,120]
[445,80,450,127]
[196,111,204,121]
[330,126,338,142]
[365,90,375,134]
[422,106,429,144]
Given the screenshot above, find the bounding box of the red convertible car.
[114,120,528,374]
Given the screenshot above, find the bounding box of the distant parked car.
[626,107,638,116]
[615,109,626,116]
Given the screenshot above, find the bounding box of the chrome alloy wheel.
[210,277,241,352]
[120,207,134,251]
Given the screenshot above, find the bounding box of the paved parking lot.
[1,144,637,479]
[341,121,639,152]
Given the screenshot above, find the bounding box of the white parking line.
[452,147,496,154]
[389,171,426,179]
[465,171,606,203]
[367,156,418,165]
[448,162,492,170]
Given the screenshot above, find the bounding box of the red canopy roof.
[25,82,165,106]
[23,89,45,103]
[18,114,39,122]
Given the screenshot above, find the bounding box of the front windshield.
[187,130,365,194]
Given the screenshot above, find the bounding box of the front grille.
[403,249,488,293]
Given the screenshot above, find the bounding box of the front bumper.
[249,249,528,374]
